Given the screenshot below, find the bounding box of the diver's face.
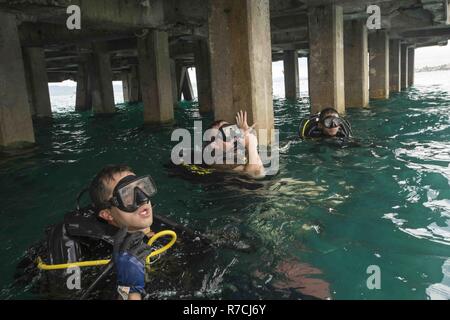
[319,113,340,137]
[211,122,235,152]
[102,171,153,231]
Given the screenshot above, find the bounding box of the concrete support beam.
[369,31,389,100]
[23,47,52,117]
[23,58,35,116]
[181,68,194,101]
[170,60,178,104]
[137,30,174,124]
[283,50,299,100]
[91,43,115,114]
[75,60,92,112]
[0,11,35,147]
[121,71,130,103]
[389,39,401,93]
[129,65,140,103]
[401,44,409,90]
[308,5,345,114]
[408,48,415,86]
[194,39,213,113]
[209,0,274,144]
[175,64,187,101]
[344,20,369,108]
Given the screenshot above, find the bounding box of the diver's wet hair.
[207,120,228,130]
[319,107,339,124]
[89,164,133,210]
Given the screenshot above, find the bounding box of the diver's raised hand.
[235,110,256,134]
[112,227,152,300]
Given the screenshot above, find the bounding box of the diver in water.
[297,107,360,148]
[86,164,155,300]
[23,164,211,300]
[201,110,265,178]
[167,110,266,183]
[299,107,353,139]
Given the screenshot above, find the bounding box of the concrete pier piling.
[181,67,194,101]
[121,70,130,103]
[401,44,409,90]
[308,4,345,114]
[75,59,92,112]
[389,40,401,93]
[129,65,141,103]
[23,47,52,118]
[91,43,115,114]
[344,20,369,108]
[0,11,35,147]
[170,60,178,105]
[0,0,449,148]
[137,30,174,124]
[369,31,390,100]
[408,48,415,86]
[209,0,274,143]
[283,50,300,100]
[194,39,213,113]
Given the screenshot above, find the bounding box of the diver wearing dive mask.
[90,167,158,300]
[104,175,157,213]
[299,107,353,139]
[321,115,343,129]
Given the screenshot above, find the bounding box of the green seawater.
[1,72,450,300]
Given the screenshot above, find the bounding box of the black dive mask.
[107,175,157,213]
[321,116,343,129]
[217,124,243,142]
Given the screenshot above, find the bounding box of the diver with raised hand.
[203,110,265,178]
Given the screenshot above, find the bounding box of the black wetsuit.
[299,114,353,139]
[15,206,213,299]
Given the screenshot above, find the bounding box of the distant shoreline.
[416,64,450,73]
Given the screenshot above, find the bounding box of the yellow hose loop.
[36,230,177,271]
[145,230,177,267]
[301,119,310,138]
[36,256,110,270]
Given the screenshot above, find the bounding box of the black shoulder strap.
[63,206,118,245]
[299,114,320,138]
[340,119,353,138]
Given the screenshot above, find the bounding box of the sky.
[415,44,450,68]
